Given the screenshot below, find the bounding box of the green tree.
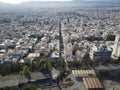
[73,60,81,67]
[96,71,101,79]
[56,58,65,68]
[11,63,21,74]
[2,86,20,90]
[81,66,88,70]
[39,58,53,71]
[9,87,20,90]
[21,84,36,90]
[2,87,10,90]
[1,65,12,76]
[20,65,30,75]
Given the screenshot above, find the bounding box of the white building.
[89,44,112,61]
[51,51,59,59]
[112,34,120,58]
[27,53,40,58]
[64,43,73,57]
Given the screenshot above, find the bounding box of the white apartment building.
[112,34,120,58]
[64,43,73,57]
[89,44,112,61]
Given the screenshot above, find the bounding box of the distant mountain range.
[0,0,120,7]
[0,0,120,4]
[0,0,120,13]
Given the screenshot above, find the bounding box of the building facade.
[112,34,120,58]
[89,44,112,61]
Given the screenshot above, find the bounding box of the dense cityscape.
[0,0,120,90]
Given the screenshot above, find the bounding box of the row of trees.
[0,56,66,76]
[0,63,21,76]
[2,84,36,90]
[0,63,32,76]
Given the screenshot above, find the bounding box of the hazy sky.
[0,0,73,4]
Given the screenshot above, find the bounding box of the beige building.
[64,43,73,57]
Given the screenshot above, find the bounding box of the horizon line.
[0,0,74,4]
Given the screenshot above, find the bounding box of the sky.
[0,0,73,4]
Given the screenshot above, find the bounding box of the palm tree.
[39,58,53,71]
[20,65,30,75]
[32,57,53,71]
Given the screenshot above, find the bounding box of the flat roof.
[72,70,95,77]
[83,77,103,89]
